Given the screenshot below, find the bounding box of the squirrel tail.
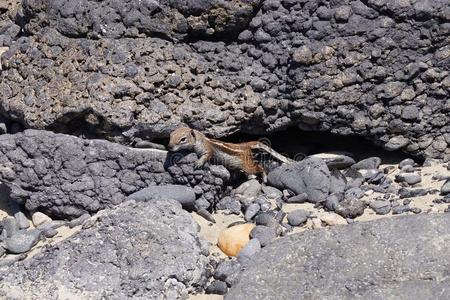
[251,142,294,164]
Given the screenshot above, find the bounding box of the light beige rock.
[311,217,322,229]
[217,223,255,257]
[32,212,52,227]
[319,212,347,226]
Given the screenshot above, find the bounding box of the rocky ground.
[0,134,448,298]
[0,0,449,299]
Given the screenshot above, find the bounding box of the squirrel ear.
[191,129,197,140]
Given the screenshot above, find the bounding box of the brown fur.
[168,127,266,178]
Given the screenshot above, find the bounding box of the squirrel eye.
[180,137,187,143]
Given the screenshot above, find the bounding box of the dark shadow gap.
[152,127,420,165]
[224,128,420,165]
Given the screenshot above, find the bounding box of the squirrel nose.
[167,144,175,151]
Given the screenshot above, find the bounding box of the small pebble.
[262,186,283,199]
[410,207,422,214]
[275,210,286,223]
[259,201,271,212]
[287,209,309,226]
[369,200,391,215]
[255,212,275,226]
[197,209,216,223]
[399,188,428,198]
[335,198,367,219]
[311,217,322,229]
[68,213,90,228]
[395,173,421,185]
[399,158,415,169]
[205,280,228,295]
[43,228,58,238]
[216,196,241,215]
[281,223,293,235]
[400,165,414,173]
[392,205,410,215]
[319,213,347,226]
[285,193,308,203]
[383,166,396,174]
[244,203,260,221]
[214,259,242,281]
[324,194,341,211]
[234,179,262,203]
[441,179,450,195]
[250,226,276,247]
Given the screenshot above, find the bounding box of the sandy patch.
[192,211,244,258]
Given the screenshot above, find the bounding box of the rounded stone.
[31,212,52,227]
[4,229,41,254]
[217,224,256,257]
[287,209,309,226]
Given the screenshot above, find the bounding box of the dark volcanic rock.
[351,157,382,170]
[0,199,209,299]
[329,169,347,194]
[0,0,449,159]
[216,196,242,215]
[4,229,41,254]
[250,225,276,247]
[0,130,229,219]
[206,280,228,295]
[22,0,262,40]
[214,259,242,282]
[369,200,391,215]
[286,209,309,226]
[335,198,366,218]
[268,158,331,203]
[442,179,450,195]
[226,214,450,299]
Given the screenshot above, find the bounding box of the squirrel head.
[168,127,198,151]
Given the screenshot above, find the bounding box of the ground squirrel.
[168,127,292,182]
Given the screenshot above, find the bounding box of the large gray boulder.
[1,0,449,159]
[0,199,210,299]
[0,130,229,219]
[226,214,450,299]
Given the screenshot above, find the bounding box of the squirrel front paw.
[194,160,204,169]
